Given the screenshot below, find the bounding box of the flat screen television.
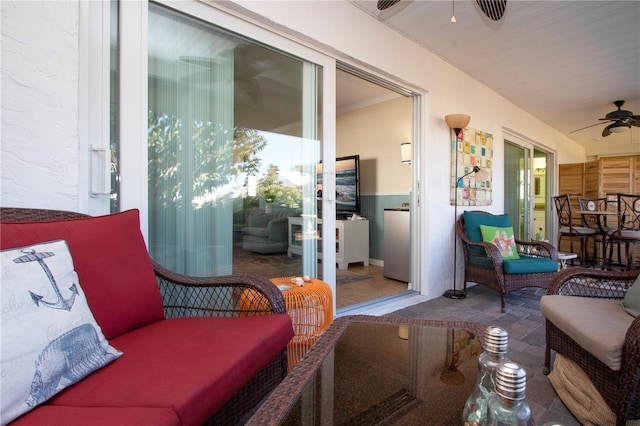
[316,155,360,218]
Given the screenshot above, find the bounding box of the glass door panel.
[504,141,531,240]
[147,3,321,278]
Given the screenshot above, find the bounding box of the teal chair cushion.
[464,211,511,243]
[469,255,558,274]
[503,256,558,274]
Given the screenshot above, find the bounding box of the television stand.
[287,217,369,270]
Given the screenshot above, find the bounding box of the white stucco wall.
[1,1,80,210]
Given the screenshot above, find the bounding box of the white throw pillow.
[0,240,122,425]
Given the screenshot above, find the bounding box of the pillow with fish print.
[0,240,122,425]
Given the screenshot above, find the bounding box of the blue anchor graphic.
[13,249,78,311]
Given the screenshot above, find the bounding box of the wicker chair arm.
[152,260,287,317]
[620,315,640,421]
[546,267,639,299]
[514,239,558,260]
[0,207,90,222]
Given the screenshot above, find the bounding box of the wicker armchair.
[0,207,289,426]
[456,211,558,312]
[542,267,640,425]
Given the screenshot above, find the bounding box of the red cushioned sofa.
[0,208,294,426]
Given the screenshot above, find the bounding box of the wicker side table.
[239,277,333,370]
[270,277,333,369]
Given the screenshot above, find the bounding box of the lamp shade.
[445,114,471,130]
[401,142,412,164]
[474,167,490,181]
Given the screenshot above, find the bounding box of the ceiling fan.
[570,100,640,137]
[376,0,507,21]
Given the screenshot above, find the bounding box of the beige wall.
[337,97,412,195]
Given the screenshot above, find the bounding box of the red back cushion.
[0,209,164,339]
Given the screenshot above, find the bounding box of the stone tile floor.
[388,284,581,426]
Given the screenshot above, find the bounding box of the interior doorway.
[333,67,415,311]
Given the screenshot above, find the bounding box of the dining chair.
[577,197,616,267]
[553,194,596,266]
[605,193,640,270]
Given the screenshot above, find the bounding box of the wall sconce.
[401,142,412,165]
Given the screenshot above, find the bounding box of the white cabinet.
[287,217,369,270]
[336,219,370,270]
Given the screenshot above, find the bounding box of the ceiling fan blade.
[602,124,613,137]
[377,0,400,10]
[569,122,606,133]
[631,116,640,127]
[476,0,507,21]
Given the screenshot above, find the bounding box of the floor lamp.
[444,114,471,300]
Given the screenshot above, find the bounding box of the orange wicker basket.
[239,277,333,369]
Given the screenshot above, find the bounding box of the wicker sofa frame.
[543,267,640,426]
[456,211,558,312]
[0,207,289,425]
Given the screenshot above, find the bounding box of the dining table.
[578,209,619,268]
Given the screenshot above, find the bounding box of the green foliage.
[147,110,267,208]
[258,165,282,203]
[257,164,302,208]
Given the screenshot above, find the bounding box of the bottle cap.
[484,326,508,354]
[495,361,526,400]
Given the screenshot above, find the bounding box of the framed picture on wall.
[450,128,493,206]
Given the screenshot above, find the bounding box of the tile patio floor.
[387,285,581,425]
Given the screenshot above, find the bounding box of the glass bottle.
[487,361,532,426]
[463,326,509,426]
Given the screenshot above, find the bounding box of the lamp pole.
[443,114,471,300]
[444,138,480,300]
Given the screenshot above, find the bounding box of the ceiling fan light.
[610,124,629,133]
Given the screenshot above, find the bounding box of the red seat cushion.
[0,210,164,339]
[9,406,180,426]
[47,315,294,425]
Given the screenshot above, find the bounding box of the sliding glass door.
[109,0,338,313]
[144,3,323,277]
[504,138,553,242]
[504,141,531,240]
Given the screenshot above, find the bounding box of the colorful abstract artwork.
[450,127,493,206]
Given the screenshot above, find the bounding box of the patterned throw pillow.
[479,225,521,260]
[0,240,122,424]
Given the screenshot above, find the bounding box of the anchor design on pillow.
[13,248,78,311]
